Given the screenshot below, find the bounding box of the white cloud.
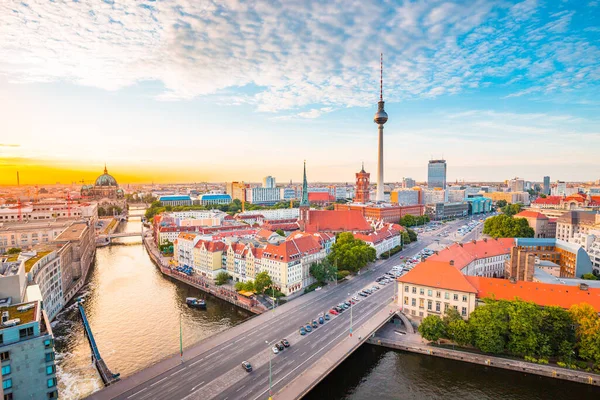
[0,0,597,113]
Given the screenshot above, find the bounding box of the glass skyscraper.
[428,160,447,189]
[543,176,550,195]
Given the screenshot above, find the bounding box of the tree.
[582,273,598,280]
[6,248,21,255]
[506,300,543,357]
[447,319,472,346]
[275,229,285,237]
[501,203,522,217]
[327,232,376,273]
[309,259,337,284]
[407,228,418,243]
[399,215,416,227]
[243,280,255,292]
[419,315,446,343]
[569,303,600,362]
[483,214,534,238]
[254,271,273,294]
[234,281,245,291]
[215,271,230,286]
[468,299,509,354]
[496,199,508,208]
[401,231,411,245]
[442,307,462,326]
[539,306,576,358]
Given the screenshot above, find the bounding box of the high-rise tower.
[354,162,370,203]
[373,53,388,202]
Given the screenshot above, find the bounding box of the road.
[90,216,481,400]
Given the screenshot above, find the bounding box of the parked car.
[312,320,318,328]
[359,292,367,297]
[318,316,324,324]
[281,339,290,347]
[305,324,312,332]
[329,309,338,315]
[242,361,252,372]
[272,346,279,354]
[352,296,360,302]
[276,343,284,351]
[324,313,330,321]
[299,327,306,335]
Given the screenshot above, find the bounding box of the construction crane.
[34,185,39,203]
[17,199,22,222]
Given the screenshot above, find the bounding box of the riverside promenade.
[368,321,600,387]
[143,237,267,314]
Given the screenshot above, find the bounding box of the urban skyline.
[1,0,599,184]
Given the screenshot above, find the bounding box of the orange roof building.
[300,209,372,234]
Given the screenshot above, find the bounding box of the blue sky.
[0,0,599,184]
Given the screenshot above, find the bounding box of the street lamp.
[265,340,272,399]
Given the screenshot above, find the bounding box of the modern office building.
[553,181,567,196]
[508,177,525,192]
[556,211,600,241]
[159,195,193,206]
[262,176,276,189]
[543,176,550,195]
[465,197,492,215]
[447,189,466,202]
[427,159,447,189]
[425,202,469,221]
[197,193,232,206]
[225,182,247,202]
[390,188,419,206]
[402,177,416,189]
[245,187,280,205]
[422,188,446,205]
[569,230,600,275]
[279,187,297,201]
[483,191,530,205]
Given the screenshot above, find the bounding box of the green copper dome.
[95,165,118,187]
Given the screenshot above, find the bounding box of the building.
[237,209,300,221]
[159,195,192,206]
[426,202,468,221]
[245,187,280,205]
[465,197,492,215]
[483,191,530,205]
[399,260,478,319]
[373,55,388,202]
[390,188,419,206]
[354,164,370,204]
[0,258,58,399]
[402,177,416,189]
[422,188,446,205]
[22,248,64,321]
[226,182,247,202]
[553,181,567,196]
[427,159,447,189]
[508,177,525,192]
[514,210,557,238]
[280,187,297,201]
[428,238,514,278]
[0,220,77,254]
[505,238,593,279]
[556,211,600,241]
[192,240,226,279]
[0,201,98,223]
[543,176,550,195]
[307,192,335,206]
[530,194,600,215]
[80,165,124,199]
[300,209,372,234]
[198,193,231,205]
[354,224,403,257]
[569,230,600,275]
[447,189,466,203]
[334,203,424,223]
[263,176,276,189]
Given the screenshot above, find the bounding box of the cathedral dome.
[94,166,118,187]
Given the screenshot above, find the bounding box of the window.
[0,366,9,376]
[2,379,11,390]
[427,290,432,297]
[453,294,459,301]
[444,303,449,311]
[19,326,34,340]
[404,286,409,293]
[404,296,409,305]
[47,391,58,399]
[412,287,416,294]
[436,291,441,298]
[46,365,56,375]
[0,334,2,345]
[419,288,424,295]
[436,302,441,312]
[44,339,53,349]
[462,295,468,302]
[47,377,57,388]
[427,300,432,310]
[411,299,416,307]
[419,298,424,308]
[444,292,449,300]
[4,393,14,400]
[462,307,467,317]
[0,352,9,361]
[45,352,55,362]
[419,311,423,317]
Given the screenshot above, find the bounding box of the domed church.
[81,165,124,199]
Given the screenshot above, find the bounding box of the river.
[53,210,600,400]
[53,209,253,400]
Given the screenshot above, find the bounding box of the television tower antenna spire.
[380,53,383,101]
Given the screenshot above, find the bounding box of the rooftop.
[427,238,515,270]
[399,261,478,293]
[54,222,88,242]
[303,209,372,233]
[533,268,600,289]
[515,210,549,220]
[0,301,38,330]
[23,251,52,273]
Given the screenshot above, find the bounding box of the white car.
[272,346,279,354]
[315,286,322,291]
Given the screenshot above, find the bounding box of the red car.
[349,300,356,305]
[329,309,339,315]
[400,256,405,259]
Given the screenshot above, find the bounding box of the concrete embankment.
[368,332,600,387]
[142,237,266,314]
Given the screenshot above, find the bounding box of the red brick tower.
[354,163,370,203]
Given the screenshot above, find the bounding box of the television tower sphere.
[373,101,388,125]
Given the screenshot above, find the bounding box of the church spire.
[300,160,309,207]
[104,163,108,174]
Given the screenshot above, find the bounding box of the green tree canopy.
[483,214,534,238]
[215,271,231,286]
[582,273,598,280]
[6,248,21,255]
[309,259,337,284]
[569,303,600,363]
[327,232,376,273]
[501,203,522,216]
[419,315,446,343]
[496,199,508,208]
[447,319,472,347]
[275,229,285,237]
[468,299,510,354]
[407,228,418,243]
[254,271,273,294]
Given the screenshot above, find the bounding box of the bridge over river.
[86,253,405,400]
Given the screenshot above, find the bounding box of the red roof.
[303,210,372,233]
[399,261,477,293]
[515,210,548,220]
[263,235,322,262]
[533,196,561,205]
[194,240,226,252]
[256,229,275,240]
[564,193,586,202]
[466,277,600,312]
[354,226,400,244]
[427,238,515,270]
[262,222,300,232]
[308,192,335,202]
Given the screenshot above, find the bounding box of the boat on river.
[186,297,206,309]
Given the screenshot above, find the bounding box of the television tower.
[373,53,388,202]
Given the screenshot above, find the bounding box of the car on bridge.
[299,326,306,335]
[242,361,252,372]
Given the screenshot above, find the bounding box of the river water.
[53,209,252,400]
[53,209,600,400]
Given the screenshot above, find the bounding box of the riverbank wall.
[368,334,600,387]
[142,237,266,315]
